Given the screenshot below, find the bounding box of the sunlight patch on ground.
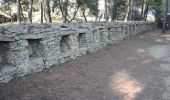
[148,44,170,100]
[160,64,170,71]
[109,70,144,100]
[165,37,170,41]
[155,39,164,43]
[148,45,170,59]
[161,34,170,38]
[137,48,146,53]
[161,35,170,41]
[163,76,170,99]
[141,59,153,64]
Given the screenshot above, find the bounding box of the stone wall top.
[0,21,155,42]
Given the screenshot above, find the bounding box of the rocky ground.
[0,30,170,100]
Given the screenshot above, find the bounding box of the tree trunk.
[44,0,52,23]
[68,7,79,23]
[10,8,13,23]
[17,0,21,23]
[58,0,81,23]
[144,0,149,21]
[28,0,33,23]
[83,10,87,22]
[20,5,26,23]
[125,0,133,21]
[41,1,43,23]
[129,0,134,20]
[98,0,105,21]
[163,0,168,33]
[142,0,147,20]
[104,0,109,21]
[141,0,145,20]
[125,0,131,21]
[63,0,68,23]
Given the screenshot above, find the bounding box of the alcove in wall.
[78,33,86,48]
[27,39,42,60]
[0,41,9,70]
[60,35,71,52]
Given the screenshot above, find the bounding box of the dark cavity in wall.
[93,30,99,44]
[60,35,71,52]
[0,41,9,70]
[78,33,86,48]
[99,29,107,43]
[108,28,112,41]
[27,39,42,60]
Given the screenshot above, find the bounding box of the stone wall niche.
[0,41,9,70]
[108,27,118,43]
[78,33,86,48]
[27,39,44,73]
[99,28,109,46]
[60,35,71,52]
[92,30,100,44]
[27,39,42,59]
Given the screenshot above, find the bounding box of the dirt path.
[1,30,170,100]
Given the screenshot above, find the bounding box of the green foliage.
[0,0,165,23]
[11,72,19,81]
[111,0,126,20]
[150,0,163,21]
[77,0,99,16]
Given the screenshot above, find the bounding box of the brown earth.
[1,30,170,100]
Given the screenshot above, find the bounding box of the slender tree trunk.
[44,0,52,23]
[20,5,26,23]
[41,1,43,23]
[167,0,170,29]
[125,0,131,21]
[98,0,105,21]
[9,8,13,23]
[63,0,68,23]
[68,1,79,23]
[104,0,109,21]
[83,10,87,22]
[58,0,80,23]
[112,1,117,21]
[115,4,118,20]
[129,0,134,20]
[141,0,145,20]
[163,0,168,33]
[28,0,33,23]
[68,7,79,23]
[144,0,149,21]
[58,0,69,23]
[17,0,21,23]
[142,0,148,20]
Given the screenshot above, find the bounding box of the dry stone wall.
[0,21,156,83]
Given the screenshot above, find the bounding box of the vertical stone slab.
[40,36,60,68]
[88,29,100,52]
[108,23,119,43]
[84,31,92,50]
[118,25,124,40]
[99,28,109,47]
[128,24,133,36]
[68,34,79,50]
[124,24,130,38]
[8,40,29,68]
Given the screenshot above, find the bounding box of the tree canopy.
[0,0,164,24]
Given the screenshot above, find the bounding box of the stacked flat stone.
[0,21,156,83]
